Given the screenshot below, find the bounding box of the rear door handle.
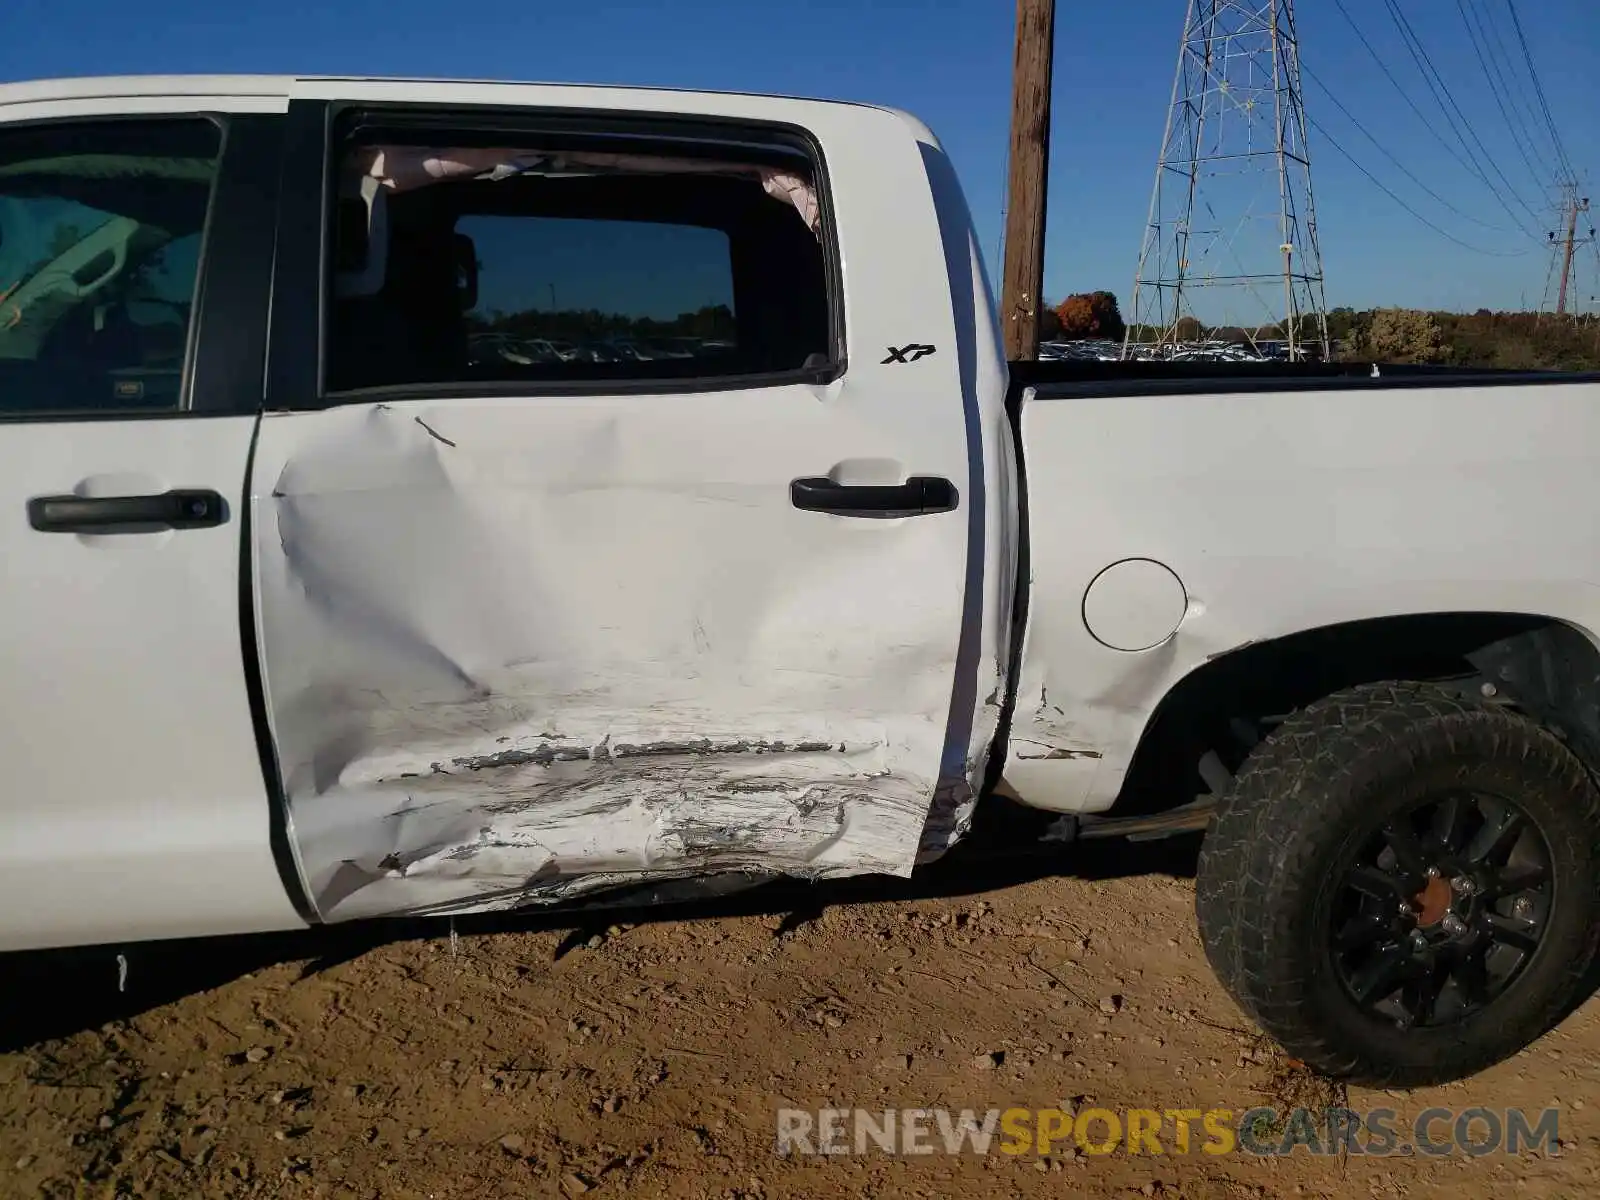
[789,475,959,519]
[27,489,228,533]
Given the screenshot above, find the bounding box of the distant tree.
[1172,315,1204,342]
[1364,307,1446,364]
[1038,303,1062,341]
[1316,305,1596,371]
[1053,295,1090,338]
[1333,309,1374,359]
[1053,290,1126,341]
[1324,307,1361,342]
[478,301,737,345]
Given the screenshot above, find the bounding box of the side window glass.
[326,134,833,393]
[0,119,221,416]
[459,215,738,371]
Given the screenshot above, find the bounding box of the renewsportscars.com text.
[775,1105,1561,1158]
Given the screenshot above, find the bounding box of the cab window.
[325,125,834,394]
[0,119,220,416]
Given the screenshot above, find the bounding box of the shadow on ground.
[0,801,1199,1053]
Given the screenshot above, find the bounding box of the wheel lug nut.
[1451,875,1476,896]
[1398,902,1415,918]
[1410,930,1428,951]
[1513,897,1533,918]
[1425,866,1441,879]
[1442,914,1467,936]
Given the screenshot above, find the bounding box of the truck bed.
[1000,359,1600,819]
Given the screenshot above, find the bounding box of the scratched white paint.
[1004,377,1600,814]
[251,391,971,919]
[292,740,928,920]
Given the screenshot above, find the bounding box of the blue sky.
[2,0,1594,320]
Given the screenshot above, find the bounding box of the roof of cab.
[0,73,869,112]
[0,74,293,101]
[0,74,942,152]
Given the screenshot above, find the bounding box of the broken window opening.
[325,127,834,395]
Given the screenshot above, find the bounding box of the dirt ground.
[3,832,1597,1200]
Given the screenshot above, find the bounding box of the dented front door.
[250,91,983,921]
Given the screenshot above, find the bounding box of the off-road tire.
[1195,681,1600,1087]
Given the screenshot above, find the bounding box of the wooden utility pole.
[999,0,1056,361]
[1555,189,1591,317]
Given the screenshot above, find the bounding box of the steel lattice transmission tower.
[1127,0,1330,359]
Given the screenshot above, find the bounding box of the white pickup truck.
[4,74,1599,1088]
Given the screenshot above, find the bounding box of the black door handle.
[27,488,228,533]
[790,475,959,519]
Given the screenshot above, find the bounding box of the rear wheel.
[1196,681,1600,1086]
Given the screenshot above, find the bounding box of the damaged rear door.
[250,86,983,921]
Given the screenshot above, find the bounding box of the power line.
[1477,0,1567,174]
[1467,0,1561,178]
[1380,0,1546,230]
[1303,62,1513,234]
[1457,0,1552,184]
[1384,0,1541,222]
[1329,0,1541,240]
[1309,116,1532,259]
[1505,0,1578,182]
